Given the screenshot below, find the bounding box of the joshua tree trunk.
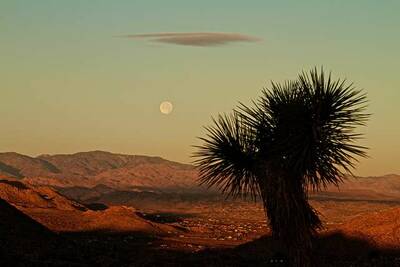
[258,168,321,267]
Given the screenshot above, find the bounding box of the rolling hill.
[0,178,179,234]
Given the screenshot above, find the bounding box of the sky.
[1,1,399,176]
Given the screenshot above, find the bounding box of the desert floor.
[10,198,398,266]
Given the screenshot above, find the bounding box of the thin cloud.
[119,32,261,47]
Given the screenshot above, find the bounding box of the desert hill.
[0,151,200,192]
[0,179,178,234]
[0,179,85,211]
[338,206,400,248]
[0,198,58,263]
[0,152,60,178]
[0,180,182,266]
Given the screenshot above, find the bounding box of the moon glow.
[160,101,173,115]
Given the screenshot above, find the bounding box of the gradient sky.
[1,1,399,176]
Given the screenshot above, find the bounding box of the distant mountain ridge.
[0,151,399,201]
[0,152,61,178]
[0,151,200,192]
[312,174,400,201]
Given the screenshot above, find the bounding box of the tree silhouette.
[194,68,369,266]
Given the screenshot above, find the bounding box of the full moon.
[159,101,173,115]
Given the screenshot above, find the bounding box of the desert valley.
[1,151,400,266]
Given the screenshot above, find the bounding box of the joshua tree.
[194,68,368,266]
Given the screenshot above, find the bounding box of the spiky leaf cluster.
[194,68,368,197]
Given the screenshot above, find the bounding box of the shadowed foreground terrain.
[1,152,400,266]
[2,211,400,266]
[1,179,400,266]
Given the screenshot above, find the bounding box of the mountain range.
[0,150,399,202]
[0,151,200,192]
